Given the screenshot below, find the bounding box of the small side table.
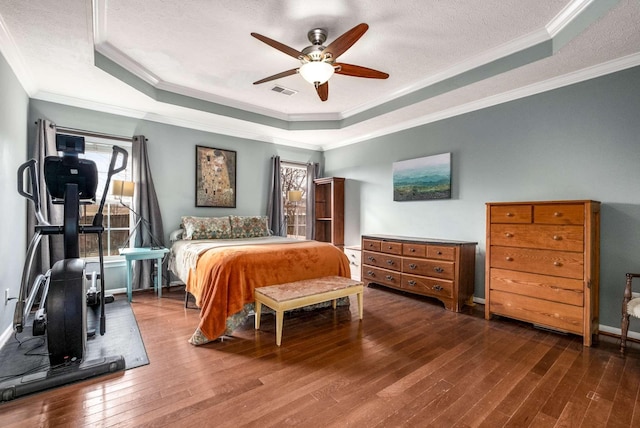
[119,247,169,302]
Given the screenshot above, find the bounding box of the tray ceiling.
[0,0,638,150]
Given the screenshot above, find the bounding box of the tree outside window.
[280,163,307,239]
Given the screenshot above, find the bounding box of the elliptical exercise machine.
[0,134,127,402]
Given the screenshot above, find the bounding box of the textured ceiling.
[0,0,638,150]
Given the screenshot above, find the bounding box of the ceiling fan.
[251,23,389,102]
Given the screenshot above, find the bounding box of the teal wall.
[0,52,29,336]
[324,66,640,332]
[5,51,640,338]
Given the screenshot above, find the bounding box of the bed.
[168,215,351,345]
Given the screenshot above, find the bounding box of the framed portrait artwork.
[195,145,236,207]
[392,152,451,201]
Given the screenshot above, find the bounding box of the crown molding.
[321,53,640,151]
[340,27,551,120]
[32,52,640,153]
[31,90,322,151]
[90,0,623,133]
[546,0,596,38]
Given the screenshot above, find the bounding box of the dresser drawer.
[489,268,583,306]
[403,243,426,258]
[362,265,401,288]
[380,241,403,255]
[427,245,456,261]
[490,205,532,224]
[490,246,584,279]
[362,239,381,252]
[402,274,453,298]
[534,204,584,225]
[402,257,455,280]
[489,290,583,334]
[490,224,584,252]
[363,251,402,272]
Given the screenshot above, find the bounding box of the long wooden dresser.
[485,200,600,346]
[361,234,477,312]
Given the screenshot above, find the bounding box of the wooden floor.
[1,284,640,427]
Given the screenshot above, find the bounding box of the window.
[77,138,133,258]
[280,162,308,239]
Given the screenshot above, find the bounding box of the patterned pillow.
[229,216,270,238]
[181,216,232,240]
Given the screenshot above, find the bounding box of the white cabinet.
[344,246,361,281]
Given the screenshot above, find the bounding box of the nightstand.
[119,247,170,302]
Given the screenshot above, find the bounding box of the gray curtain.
[28,119,64,280]
[131,135,166,290]
[306,162,320,240]
[267,156,286,236]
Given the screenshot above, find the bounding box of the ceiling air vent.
[271,85,297,96]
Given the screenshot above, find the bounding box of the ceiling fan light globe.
[299,61,335,85]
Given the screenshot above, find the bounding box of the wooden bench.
[254,276,364,346]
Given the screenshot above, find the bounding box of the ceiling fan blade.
[316,82,329,102]
[334,63,389,79]
[253,68,299,85]
[251,33,307,60]
[323,23,369,60]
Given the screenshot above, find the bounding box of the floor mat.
[0,297,148,383]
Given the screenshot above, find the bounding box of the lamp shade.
[112,180,134,198]
[299,61,335,85]
[287,190,302,202]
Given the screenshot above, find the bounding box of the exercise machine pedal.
[32,308,46,336]
[0,355,125,402]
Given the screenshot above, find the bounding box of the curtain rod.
[281,160,312,167]
[38,122,133,142]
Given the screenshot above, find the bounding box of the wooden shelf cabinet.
[485,200,600,346]
[361,234,477,312]
[314,177,344,249]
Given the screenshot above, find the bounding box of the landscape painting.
[393,153,451,201]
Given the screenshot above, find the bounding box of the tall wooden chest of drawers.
[361,234,477,312]
[485,200,600,346]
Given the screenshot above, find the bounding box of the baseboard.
[0,325,13,350]
[599,324,640,341]
[4,293,638,346]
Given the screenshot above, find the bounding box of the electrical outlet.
[4,289,8,306]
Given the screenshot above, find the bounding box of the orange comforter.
[185,240,350,342]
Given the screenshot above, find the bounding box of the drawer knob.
[505,257,513,261]
[409,248,416,252]
[388,246,393,250]
[553,235,562,240]
[350,261,357,266]
[386,259,395,265]
[385,275,394,281]
[437,251,442,255]
[409,263,417,270]
[505,233,513,238]
[434,267,444,273]
[554,261,562,267]
[367,271,375,277]
[407,280,416,286]
[433,285,443,291]
[367,256,376,262]
[554,212,562,217]
[506,212,514,217]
